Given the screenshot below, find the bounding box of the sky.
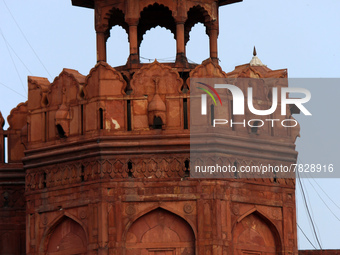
[0,0,340,250]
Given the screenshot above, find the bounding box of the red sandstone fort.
[0,0,325,254]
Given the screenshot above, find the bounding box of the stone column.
[96,28,107,62]
[98,202,109,255]
[128,23,139,64]
[176,22,186,63]
[209,28,218,64]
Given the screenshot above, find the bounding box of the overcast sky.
[0,0,339,250]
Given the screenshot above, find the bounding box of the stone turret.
[0,1,300,255]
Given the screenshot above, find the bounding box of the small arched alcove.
[45,216,87,255]
[125,208,195,255]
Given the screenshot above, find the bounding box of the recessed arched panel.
[125,208,195,255]
[46,217,87,255]
[233,212,281,255]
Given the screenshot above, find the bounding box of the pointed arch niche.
[44,216,87,255]
[125,208,195,255]
[232,210,282,255]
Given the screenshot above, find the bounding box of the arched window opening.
[42,95,49,107]
[186,23,209,64]
[185,6,210,63]
[138,4,176,62]
[152,116,163,130]
[105,8,129,66]
[56,124,66,138]
[139,26,176,63]
[106,25,129,67]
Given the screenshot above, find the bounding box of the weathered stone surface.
[0,1,304,255]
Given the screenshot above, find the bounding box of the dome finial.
[250,46,266,67]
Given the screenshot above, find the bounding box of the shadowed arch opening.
[185,6,211,63]
[185,6,211,44]
[233,211,282,255]
[106,7,129,34]
[107,25,129,67]
[186,23,209,64]
[138,4,176,50]
[125,208,195,255]
[45,216,87,255]
[140,26,176,63]
[105,8,129,66]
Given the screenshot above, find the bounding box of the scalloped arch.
[186,3,214,23]
[105,7,129,34]
[7,102,28,130]
[84,62,127,98]
[139,1,177,20]
[48,69,85,106]
[138,3,176,47]
[130,60,183,95]
[187,58,227,90]
[185,5,213,44]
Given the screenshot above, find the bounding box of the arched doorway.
[233,212,281,255]
[46,217,87,255]
[125,208,195,255]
